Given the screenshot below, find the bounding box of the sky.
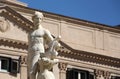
[20,0,120,26]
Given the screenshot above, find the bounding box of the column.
[20,55,27,79]
[58,62,67,79]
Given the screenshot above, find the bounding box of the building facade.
[0,0,120,79]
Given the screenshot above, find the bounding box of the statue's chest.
[31,29,45,37]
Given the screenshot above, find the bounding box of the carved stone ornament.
[94,69,111,79]
[0,18,10,32]
[20,55,27,65]
[103,71,111,79]
[58,62,67,71]
[95,69,104,79]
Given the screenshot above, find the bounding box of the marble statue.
[37,36,60,79]
[27,11,60,79]
[37,56,59,79]
[45,36,61,60]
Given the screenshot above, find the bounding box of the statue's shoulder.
[43,28,50,34]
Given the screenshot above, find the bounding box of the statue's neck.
[38,25,43,29]
[34,25,43,29]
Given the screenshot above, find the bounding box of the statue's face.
[33,16,42,26]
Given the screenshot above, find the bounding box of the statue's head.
[32,11,44,28]
[33,11,44,19]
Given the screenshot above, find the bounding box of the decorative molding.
[95,69,104,79]
[20,55,27,65]
[0,37,28,50]
[58,62,67,71]
[0,17,10,32]
[94,69,111,79]
[58,41,120,68]
[0,6,33,33]
[103,71,111,79]
[0,0,27,7]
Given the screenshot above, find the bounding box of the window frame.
[0,57,9,72]
[0,56,19,73]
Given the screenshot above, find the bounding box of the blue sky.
[20,0,120,26]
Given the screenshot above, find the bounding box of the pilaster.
[103,71,111,79]
[94,69,111,79]
[20,55,27,79]
[58,62,67,79]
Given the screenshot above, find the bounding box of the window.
[0,57,19,73]
[111,76,120,79]
[0,57,9,72]
[66,68,94,79]
[11,60,19,73]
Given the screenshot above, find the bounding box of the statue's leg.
[30,53,40,79]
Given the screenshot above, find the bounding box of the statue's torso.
[29,29,46,53]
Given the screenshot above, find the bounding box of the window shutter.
[8,58,11,72]
[66,68,74,79]
[89,73,94,79]
[10,59,19,74]
[115,77,120,79]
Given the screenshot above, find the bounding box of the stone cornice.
[58,41,120,68]
[43,12,120,33]
[0,6,33,32]
[0,37,28,50]
[0,0,27,7]
[0,36,120,68]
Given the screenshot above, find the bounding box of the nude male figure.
[27,11,54,79]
